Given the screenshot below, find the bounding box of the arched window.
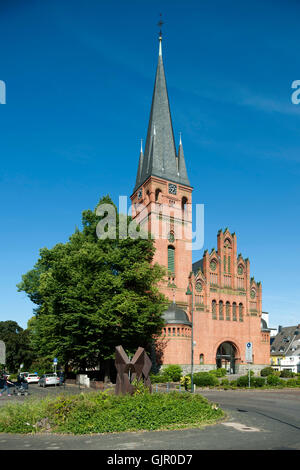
[181,197,188,221]
[168,245,175,274]
[212,300,217,320]
[232,302,237,321]
[145,190,150,204]
[155,188,162,203]
[226,302,230,321]
[200,354,204,365]
[219,301,224,320]
[239,303,244,322]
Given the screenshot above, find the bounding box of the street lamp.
[186,283,194,393]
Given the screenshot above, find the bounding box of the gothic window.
[219,301,224,320]
[239,303,244,322]
[168,245,175,273]
[224,255,226,273]
[226,302,230,321]
[212,300,217,320]
[228,255,231,274]
[195,282,202,293]
[210,259,217,271]
[232,302,237,321]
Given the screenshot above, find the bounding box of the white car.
[24,374,40,384]
[38,374,60,387]
[20,372,29,378]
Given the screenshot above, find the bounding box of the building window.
[239,303,244,322]
[182,196,188,216]
[219,301,224,320]
[200,354,204,365]
[232,302,237,321]
[226,302,230,321]
[212,300,217,319]
[155,188,162,202]
[168,245,175,273]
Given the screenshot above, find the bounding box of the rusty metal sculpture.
[115,345,152,395]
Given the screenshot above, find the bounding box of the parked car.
[24,373,40,384]
[38,374,60,387]
[19,372,29,379]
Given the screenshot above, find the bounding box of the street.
[0,388,299,450]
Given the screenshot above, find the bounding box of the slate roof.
[133,37,191,193]
[192,259,204,275]
[163,302,191,326]
[271,325,300,355]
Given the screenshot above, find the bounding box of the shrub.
[266,374,282,386]
[252,377,266,387]
[191,372,219,387]
[260,367,275,377]
[220,379,230,387]
[280,370,295,378]
[210,368,227,377]
[285,379,298,387]
[237,375,266,388]
[150,374,169,384]
[180,375,191,391]
[161,365,183,382]
[237,375,250,387]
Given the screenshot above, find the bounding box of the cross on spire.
[158,13,164,37]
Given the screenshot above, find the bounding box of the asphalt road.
[0,388,299,450]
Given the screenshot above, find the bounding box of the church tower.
[130,31,270,373]
[131,32,193,310]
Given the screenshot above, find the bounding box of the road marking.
[222,422,261,432]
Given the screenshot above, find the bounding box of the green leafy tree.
[0,321,34,372]
[17,196,167,375]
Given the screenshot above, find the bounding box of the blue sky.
[0,0,299,329]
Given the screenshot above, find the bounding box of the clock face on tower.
[168,183,177,195]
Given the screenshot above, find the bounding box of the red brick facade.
[131,36,270,373]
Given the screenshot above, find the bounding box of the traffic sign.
[53,357,58,364]
[245,342,253,363]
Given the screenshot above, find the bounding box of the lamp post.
[186,283,194,393]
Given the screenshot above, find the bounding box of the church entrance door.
[216,342,237,374]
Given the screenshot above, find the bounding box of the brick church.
[130,33,270,374]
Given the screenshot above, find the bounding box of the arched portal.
[216,341,237,374]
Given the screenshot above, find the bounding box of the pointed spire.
[177,133,189,184]
[134,139,144,189]
[133,32,191,193]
